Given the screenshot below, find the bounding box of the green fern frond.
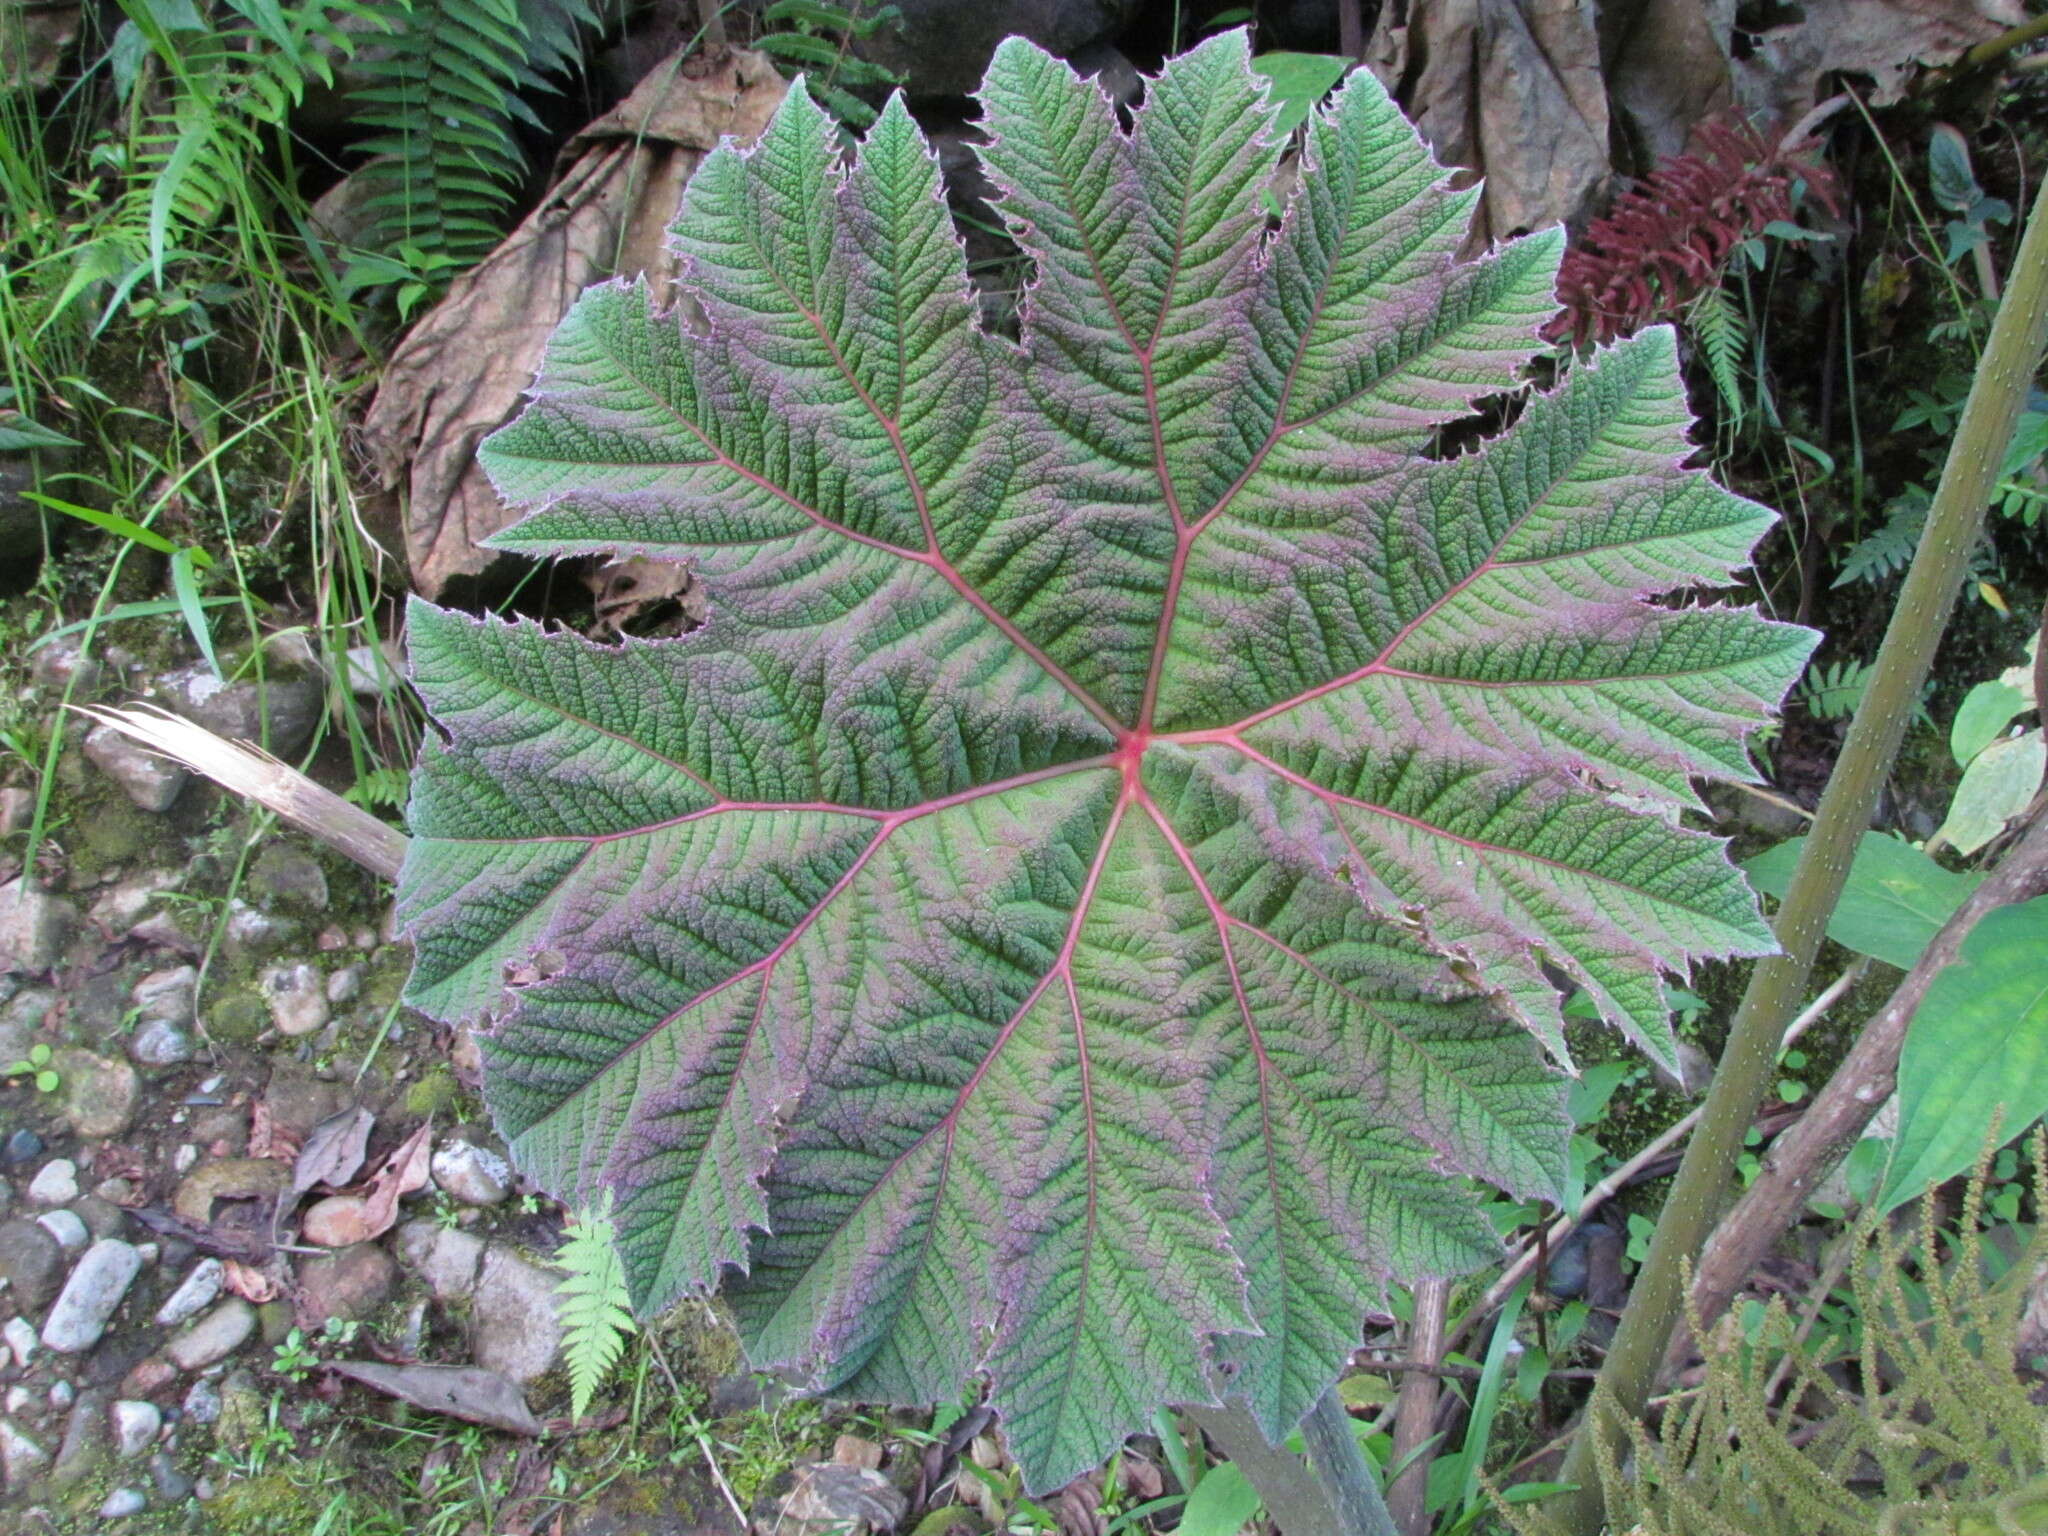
[353,0,599,283]
[1797,657,1874,720]
[554,1198,636,1421]
[756,0,903,135]
[1835,491,1929,589]
[1686,286,1749,434]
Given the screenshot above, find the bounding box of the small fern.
[1798,657,1875,720]
[554,1198,635,1421]
[1835,491,1928,589]
[352,0,601,297]
[754,0,904,133]
[1686,286,1750,435]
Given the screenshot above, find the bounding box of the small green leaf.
[1881,896,2048,1210]
[1745,832,1981,970]
[1936,729,2045,856]
[1177,1459,1260,1536]
[1248,52,1348,135]
[1951,680,2028,766]
[33,1071,58,1094]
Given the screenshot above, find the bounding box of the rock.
[133,965,198,1027]
[48,1379,72,1410]
[853,0,1140,98]
[155,659,322,756]
[119,1356,176,1399]
[0,987,53,1063]
[296,1243,396,1328]
[431,1139,510,1206]
[37,1208,88,1250]
[259,962,330,1037]
[128,1018,194,1067]
[27,1158,78,1205]
[778,1462,909,1535]
[3,1318,34,1369]
[111,1398,160,1458]
[55,1049,140,1138]
[89,871,182,936]
[173,1158,290,1226]
[41,1238,143,1352]
[0,1128,41,1168]
[164,1298,255,1370]
[72,1193,124,1240]
[0,788,29,836]
[222,899,299,960]
[83,724,188,812]
[471,1247,567,1386]
[0,1418,49,1489]
[156,1257,225,1326]
[213,1370,262,1451]
[396,1220,484,1301]
[260,1063,349,1137]
[0,1218,66,1312]
[151,1448,193,1500]
[249,844,330,914]
[339,642,404,697]
[0,877,77,974]
[257,1298,293,1344]
[326,964,363,1005]
[52,1386,113,1486]
[181,1376,221,1426]
[148,1458,190,1507]
[29,637,101,695]
[100,1487,147,1519]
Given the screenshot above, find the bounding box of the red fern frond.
[1547,115,1839,347]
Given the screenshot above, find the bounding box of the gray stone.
[222,899,298,960]
[0,788,29,837]
[164,1298,255,1371]
[111,1399,159,1459]
[259,961,330,1037]
[88,871,182,936]
[3,1317,34,1369]
[778,1462,909,1535]
[55,1049,140,1138]
[30,637,101,695]
[431,1139,511,1206]
[0,1418,49,1490]
[155,1258,224,1327]
[37,1208,87,1250]
[396,1220,484,1301]
[0,877,77,974]
[213,1370,262,1452]
[853,0,1140,97]
[249,844,330,914]
[52,1386,113,1487]
[133,965,198,1027]
[27,1158,78,1205]
[100,1487,147,1519]
[41,1239,143,1352]
[0,986,54,1063]
[83,724,188,812]
[0,1128,40,1167]
[0,1218,66,1312]
[326,964,363,1005]
[471,1247,566,1386]
[180,1376,221,1425]
[151,1448,193,1500]
[339,642,404,697]
[128,1018,194,1067]
[156,660,322,755]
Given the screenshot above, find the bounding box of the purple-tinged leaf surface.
[400,30,1813,1492]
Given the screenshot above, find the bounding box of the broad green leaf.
[1936,729,2045,856]
[1249,52,1348,135]
[1881,897,2048,1209]
[1745,832,1979,971]
[1951,679,2028,766]
[400,34,1808,1491]
[1177,1460,1261,1536]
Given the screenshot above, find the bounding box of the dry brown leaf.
[585,555,706,640]
[222,1258,281,1303]
[292,1106,375,1198]
[1732,0,2025,127]
[300,1121,431,1247]
[247,1101,299,1162]
[361,49,786,597]
[326,1360,543,1436]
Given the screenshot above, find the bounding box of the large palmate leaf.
[399,32,1813,1491]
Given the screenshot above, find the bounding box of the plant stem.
[1186,1389,1398,1536]
[1553,172,2048,1536]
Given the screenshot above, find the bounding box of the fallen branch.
[77,705,407,882]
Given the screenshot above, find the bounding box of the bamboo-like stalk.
[1552,173,2048,1535]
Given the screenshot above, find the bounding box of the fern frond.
[1686,286,1749,434]
[554,1199,635,1421]
[1797,658,1874,720]
[1834,492,1928,589]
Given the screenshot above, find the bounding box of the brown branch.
[1385,1276,1448,1536]
[1664,808,2048,1376]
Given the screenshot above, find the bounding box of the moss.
[360,946,411,1011]
[403,1067,463,1119]
[207,989,270,1045]
[70,790,156,877]
[202,1472,325,1534]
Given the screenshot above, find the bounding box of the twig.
[1386,1277,1447,1536]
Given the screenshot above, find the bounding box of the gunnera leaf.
[399,31,1815,1492]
